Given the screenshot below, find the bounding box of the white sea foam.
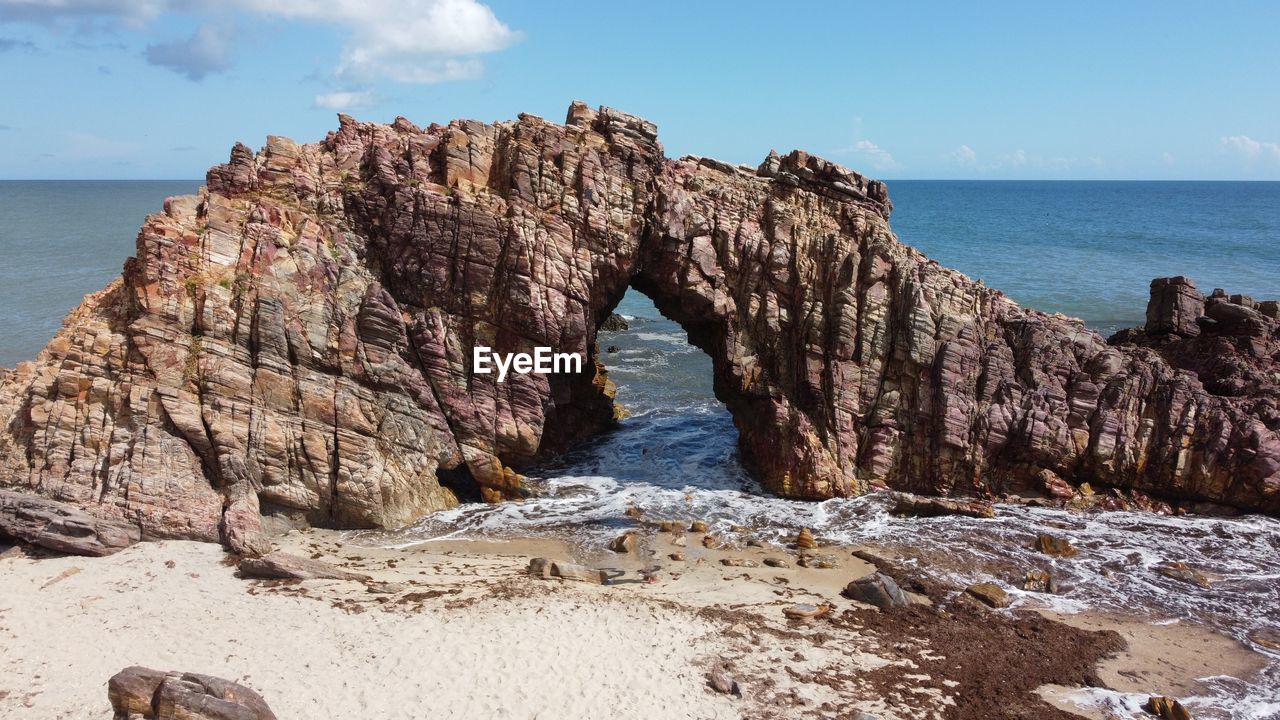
[349,289,1280,719]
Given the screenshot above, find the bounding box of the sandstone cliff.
[1,102,1276,552]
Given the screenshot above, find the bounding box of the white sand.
[1,530,1265,719]
[0,540,739,720]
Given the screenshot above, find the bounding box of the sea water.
[2,180,1279,718]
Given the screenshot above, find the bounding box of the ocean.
[2,180,1279,718]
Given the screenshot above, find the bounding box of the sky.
[1,1,1278,180]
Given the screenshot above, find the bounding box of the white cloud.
[1,0,520,85]
[943,144,1103,175]
[1221,135,1280,162]
[313,89,377,110]
[145,23,232,80]
[227,0,519,84]
[949,144,977,167]
[843,139,898,171]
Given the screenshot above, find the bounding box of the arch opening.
[529,286,756,495]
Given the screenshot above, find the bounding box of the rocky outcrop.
[0,102,1276,550]
[237,551,369,581]
[0,103,659,552]
[108,666,276,720]
[637,156,1278,510]
[0,489,140,556]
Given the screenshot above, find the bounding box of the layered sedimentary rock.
[639,152,1278,511]
[0,102,1276,551]
[0,104,657,553]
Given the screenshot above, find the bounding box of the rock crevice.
[1,102,1276,552]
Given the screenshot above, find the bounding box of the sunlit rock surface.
[1,102,1275,551]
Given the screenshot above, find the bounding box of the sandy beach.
[1,530,1267,719]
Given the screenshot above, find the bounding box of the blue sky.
[1,1,1278,180]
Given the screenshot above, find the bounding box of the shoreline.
[1,530,1268,719]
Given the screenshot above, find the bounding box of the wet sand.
[0,529,1268,719]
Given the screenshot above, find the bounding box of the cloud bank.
[1222,135,1280,163]
[144,23,232,81]
[0,0,521,87]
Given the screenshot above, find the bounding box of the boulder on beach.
[108,666,276,720]
[0,490,140,557]
[609,532,638,554]
[528,557,606,584]
[843,573,910,609]
[238,552,370,581]
[965,582,1011,609]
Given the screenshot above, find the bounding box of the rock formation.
[108,666,276,720]
[0,101,1276,552]
[0,489,140,556]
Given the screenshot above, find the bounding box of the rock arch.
[0,102,1276,553]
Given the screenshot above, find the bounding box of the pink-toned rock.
[1145,276,1205,338]
[0,100,1276,551]
[892,494,996,519]
[0,490,140,556]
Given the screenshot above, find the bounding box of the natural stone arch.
[0,102,1276,554]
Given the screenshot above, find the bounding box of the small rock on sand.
[609,532,638,554]
[965,582,1011,608]
[763,558,789,568]
[690,520,709,533]
[843,573,909,609]
[782,603,832,620]
[238,552,370,581]
[528,558,605,584]
[366,581,406,594]
[720,558,759,568]
[708,669,740,696]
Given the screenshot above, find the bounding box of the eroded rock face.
[0,103,659,552]
[642,151,1278,510]
[0,102,1276,551]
